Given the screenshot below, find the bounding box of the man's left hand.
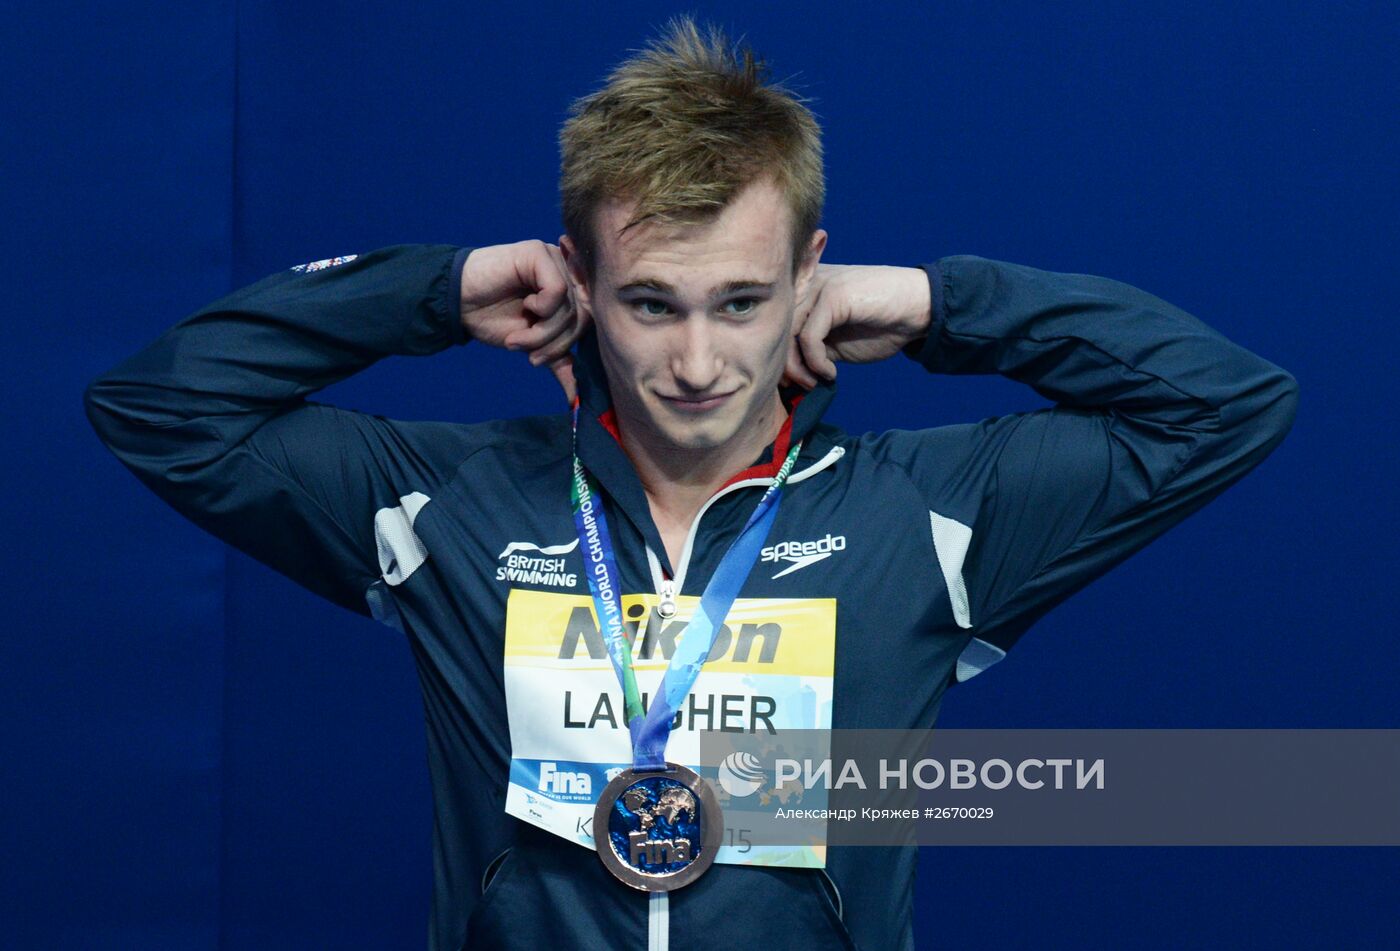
[784,264,932,389]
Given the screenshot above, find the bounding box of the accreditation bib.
[502,588,836,868]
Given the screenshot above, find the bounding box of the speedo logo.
[760,533,847,579]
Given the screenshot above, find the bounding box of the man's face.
[563,176,826,456]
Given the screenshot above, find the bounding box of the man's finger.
[786,333,818,389]
[798,304,837,381]
[509,295,575,351]
[529,329,580,367]
[549,354,578,404]
[544,242,572,289]
[521,241,572,318]
[784,291,813,387]
[527,303,592,365]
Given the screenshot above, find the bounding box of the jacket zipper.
[641,444,845,951]
[819,866,845,921]
[649,445,845,596]
[658,577,677,619]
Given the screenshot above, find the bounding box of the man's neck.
[615,390,789,536]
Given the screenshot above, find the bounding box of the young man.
[84,16,1298,951]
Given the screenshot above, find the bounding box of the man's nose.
[670,317,723,392]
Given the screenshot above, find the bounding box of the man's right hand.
[459,240,591,403]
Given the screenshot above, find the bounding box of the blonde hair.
[559,15,824,282]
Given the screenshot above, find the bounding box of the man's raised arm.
[83,241,584,618]
[836,255,1299,681]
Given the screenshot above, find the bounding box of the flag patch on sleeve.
[289,254,357,273]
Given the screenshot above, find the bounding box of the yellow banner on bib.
[504,589,837,676]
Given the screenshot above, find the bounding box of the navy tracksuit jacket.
[84,244,1299,950]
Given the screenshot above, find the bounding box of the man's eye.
[635,300,671,317]
[724,298,759,315]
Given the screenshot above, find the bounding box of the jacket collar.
[571,324,839,571]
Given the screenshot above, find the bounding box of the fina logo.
[538,762,591,796]
[717,751,766,798]
[760,533,847,579]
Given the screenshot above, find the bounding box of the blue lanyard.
[569,399,802,770]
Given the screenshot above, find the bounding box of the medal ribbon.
[569,398,802,771]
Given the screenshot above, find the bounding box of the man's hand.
[459,240,591,402]
[783,264,932,389]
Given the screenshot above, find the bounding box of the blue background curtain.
[5,1,1396,946]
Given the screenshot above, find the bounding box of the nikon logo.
[760,533,847,579]
[558,604,781,664]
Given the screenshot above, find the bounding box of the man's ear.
[793,228,829,303]
[558,234,593,319]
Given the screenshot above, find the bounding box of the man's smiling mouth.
[658,391,738,412]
